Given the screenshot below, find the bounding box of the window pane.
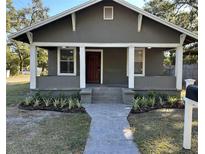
[134,50,143,74]
[60,62,74,73]
[60,49,74,61]
[104,7,113,19]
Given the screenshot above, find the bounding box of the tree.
[7,0,49,74]
[144,0,198,65]
[144,0,198,32]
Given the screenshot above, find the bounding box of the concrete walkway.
[83,103,140,154]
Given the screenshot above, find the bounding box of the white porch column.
[30,45,37,89]
[175,46,183,90]
[80,46,86,88]
[128,46,135,89]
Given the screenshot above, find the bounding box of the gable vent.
[104,6,114,20]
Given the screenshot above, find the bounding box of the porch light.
[147,47,152,49]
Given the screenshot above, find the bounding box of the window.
[134,48,145,76]
[104,6,114,20]
[58,47,76,75]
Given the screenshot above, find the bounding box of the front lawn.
[128,109,198,154]
[7,108,91,154]
[6,75,30,106]
[7,75,91,154]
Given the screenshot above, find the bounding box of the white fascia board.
[33,42,180,48]
[113,0,198,39]
[8,0,102,39]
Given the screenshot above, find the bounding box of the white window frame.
[103,6,114,20]
[57,47,77,76]
[134,48,145,76]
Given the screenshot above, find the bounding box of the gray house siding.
[36,76,80,90]
[33,1,180,43]
[145,48,166,76]
[134,76,176,90]
[103,48,127,84]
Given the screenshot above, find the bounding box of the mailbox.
[186,85,198,102]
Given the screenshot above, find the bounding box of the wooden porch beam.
[71,13,76,31]
[180,34,186,45]
[138,14,143,32]
[26,32,33,44]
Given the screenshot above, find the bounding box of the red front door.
[86,52,101,84]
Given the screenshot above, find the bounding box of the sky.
[13,0,146,16]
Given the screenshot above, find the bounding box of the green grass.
[128,109,198,154]
[7,113,91,154]
[6,75,30,106]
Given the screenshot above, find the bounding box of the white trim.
[134,48,145,76]
[8,0,197,40]
[138,14,143,32]
[80,46,86,88]
[128,46,135,88]
[103,6,114,20]
[57,47,77,76]
[71,13,76,31]
[85,49,103,84]
[30,45,37,89]
[26,32,33,44]
[33,42,181,48]
[183,97,198,149]
[126,48,129,76]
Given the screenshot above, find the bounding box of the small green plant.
[167,96,178,107]
[75,99,81,108]
[43,98,52,107]
[158,96,164,106]
[24,96,33,106]
[33,99,40,107]
[60,98,68,108]
[68,98,75,110]
[147,97,155,107]
[132,98,141,111]
[53,98,60,107]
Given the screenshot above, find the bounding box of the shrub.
[33,99,40,107]
[60,98,68,108]
[53,98,60,108]
[24,96,33,106]
[43,98,52,107]
[132,98,141,111]
[167,96,179,107]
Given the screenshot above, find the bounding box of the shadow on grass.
[128,109,198,154]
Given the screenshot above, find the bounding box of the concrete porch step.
[92,87,123,103]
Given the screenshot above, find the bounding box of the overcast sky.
[13,0,146,16]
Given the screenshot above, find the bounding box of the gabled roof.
[8,0,198,40]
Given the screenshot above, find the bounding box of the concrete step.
[92,87,123,103]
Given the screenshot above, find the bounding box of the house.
[9,0,197,102]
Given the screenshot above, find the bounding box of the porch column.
[128,46,135,89]
[175,46,183,90]
[30,45,37,89]
[80,46,86,88]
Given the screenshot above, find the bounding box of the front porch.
[30,43,183,91]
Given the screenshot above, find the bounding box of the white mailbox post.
[183,79,197,149]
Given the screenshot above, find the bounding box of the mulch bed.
[131,100,184,114]
[18,103,86,113]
